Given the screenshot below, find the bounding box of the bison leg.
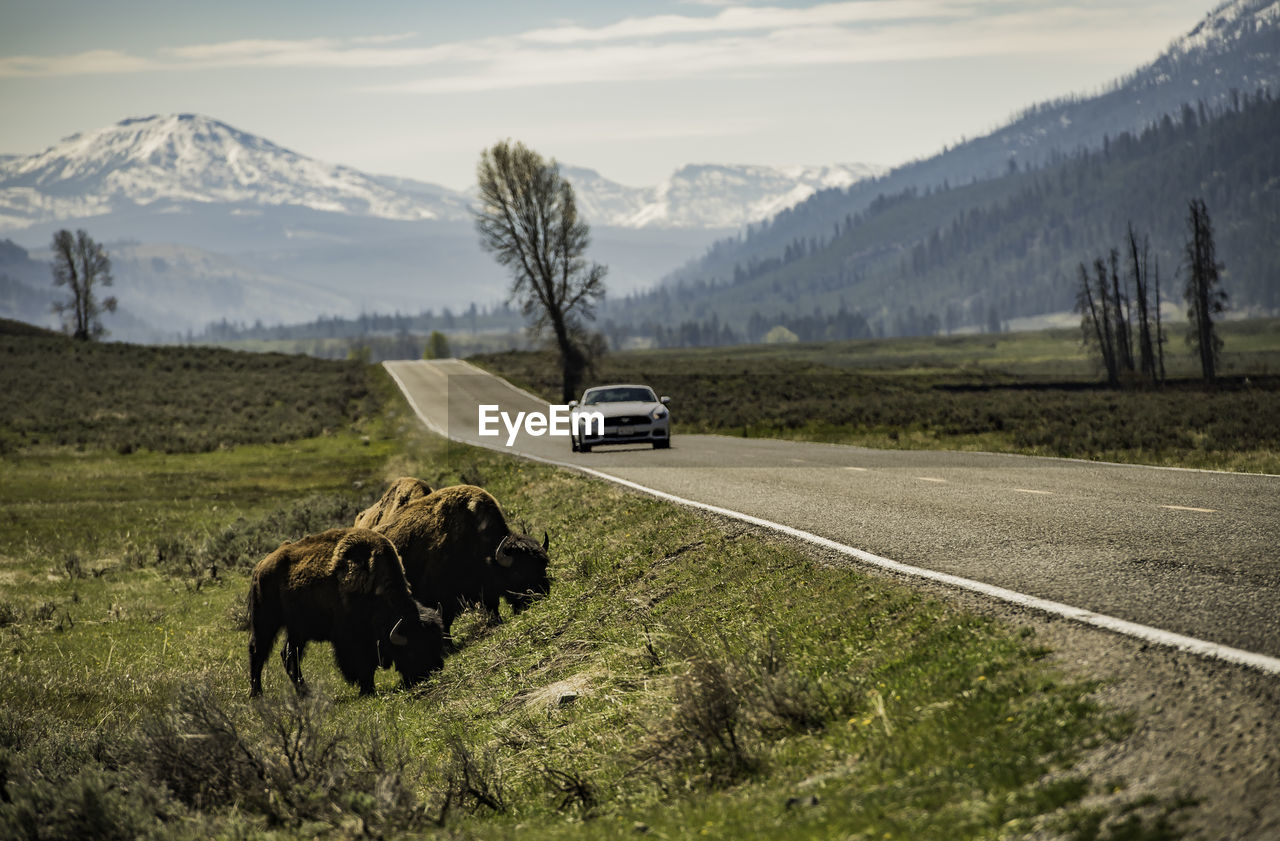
[248,613,281,698]
[280,637,308,694]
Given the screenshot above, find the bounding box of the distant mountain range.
[0,114,879,234]
[0,114,880,340]
[561,163,881,230]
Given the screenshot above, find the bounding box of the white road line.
[1161,505,1218,513]
[844,467,868,472]
[917,477,947,483]
[385,361,1280,678]
[1013,488,1055,495]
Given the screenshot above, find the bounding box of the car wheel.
[654,439,670,450]
[571,436,579,453]
[580,442,592,453]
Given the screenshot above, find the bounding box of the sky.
[0,0,1222,191]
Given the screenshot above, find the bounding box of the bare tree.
[1076,261,1116,384]
[1126,223,1157,381]
[1153,255,1166,382]
[1108,249,1134,374]
[1183,198,1228,382]
[51,229,117,341]
[474,140,606,402]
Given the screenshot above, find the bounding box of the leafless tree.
[474,140,606,401]
[51,228,117,340]
[1183,198,1228,382]
[1126,224,1158,381]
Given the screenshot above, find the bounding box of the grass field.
[0,334,1192,839]
[0,321,374,455]
[474,318,1280,474]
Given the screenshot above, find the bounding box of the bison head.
[386,602,445,687]
[494,531,552,613]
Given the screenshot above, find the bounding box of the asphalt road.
[385,359,1280,662]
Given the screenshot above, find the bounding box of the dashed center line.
[844,466,868,472]
[917,477,946,483]
[1013,488,1054,495]
[1162,504,1218,513]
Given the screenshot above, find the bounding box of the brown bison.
[354,476,433,530]
[376,485,551,634]
[248,527,444,697]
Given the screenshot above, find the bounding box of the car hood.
[574,401,659,417]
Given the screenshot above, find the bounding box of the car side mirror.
[568,400,578,409]
[660,396,670,405]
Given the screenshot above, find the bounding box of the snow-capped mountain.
[0,114,879,233]
[0,114,470,230]
[563,163,883,230]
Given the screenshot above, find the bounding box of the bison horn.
[495,535,514,567]
[389,617,407,646]
[542,530,550,552]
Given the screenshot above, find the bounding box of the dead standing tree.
[1077,257,1119,384]
[1126,223,1159,382]
[1183,198,1228,382]
[1077,223,1166,386]
[474,140,606,402]
[51,229,117,340]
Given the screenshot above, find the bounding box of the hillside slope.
[609,91,1280,340]
[662,0,1280,294]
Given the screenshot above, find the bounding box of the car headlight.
[650,407,668,420]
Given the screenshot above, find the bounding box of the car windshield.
[582,386,657,405]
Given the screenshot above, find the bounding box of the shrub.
[0,763,175,841]
[135,687,429,833]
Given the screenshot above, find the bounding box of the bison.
[354,476,433,530]
[376,485,551,634]
[248,527,444,697]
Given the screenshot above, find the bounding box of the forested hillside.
[603,92,1280,346]
[649,0,1280,303]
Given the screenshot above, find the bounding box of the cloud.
[515,1,961,44]
[0,49,157,77]
[0,2,1174,84]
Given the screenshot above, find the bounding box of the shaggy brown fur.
[354,477,433,530]
[248,527,443,697]
[376,485,551,634]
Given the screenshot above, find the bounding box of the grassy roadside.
[0,359,1189,839]
[473,318,1280,475]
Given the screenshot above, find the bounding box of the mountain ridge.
[662,0,1280,291]
[0,114,880,233]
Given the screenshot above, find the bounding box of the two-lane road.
[385,359,1280,665]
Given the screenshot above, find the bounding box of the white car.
[569,384,671,452]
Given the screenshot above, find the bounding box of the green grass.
[0,348,1189,839]
[474,318,1280,474]
[0,323,374,454]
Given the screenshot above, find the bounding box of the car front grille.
[609,415,649,426]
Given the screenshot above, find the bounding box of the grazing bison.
[248,527,444,697]
[354,476,433,530]
[376,484,551,634]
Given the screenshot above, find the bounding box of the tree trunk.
[1128,226,1156,382]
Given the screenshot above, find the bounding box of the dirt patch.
[517,673,594,711]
